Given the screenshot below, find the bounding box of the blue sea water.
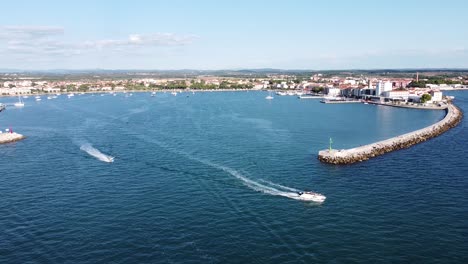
[0,91,467,263]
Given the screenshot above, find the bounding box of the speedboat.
[297,191,326,203]
[105,156,115,163]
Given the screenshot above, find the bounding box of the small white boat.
[36,98,42,101]
[297,191,326,203]
[14,96,25,107]
[171,91,177,96]
[22,96,29,99]
[68,93,75,98]
[151,92,156,97]
[35,96,41,99]
[104,156,115,163]
[265,91,274,100]
[47,96,53,100]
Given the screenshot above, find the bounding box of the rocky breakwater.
[318,103,463,165]
[0,132,25,144]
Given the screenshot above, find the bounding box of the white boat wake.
[259,179,301,192]
[80,143,115,163]
[196,158,321,202]
[133,134,325,202]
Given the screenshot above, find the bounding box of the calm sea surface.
[1,91,467,263]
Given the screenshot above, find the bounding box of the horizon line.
[1,67,468,73]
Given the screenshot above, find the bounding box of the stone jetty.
[318,103,463,165]
[0,132,25,144]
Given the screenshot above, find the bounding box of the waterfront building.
[325,87,341,97]
[381,90,409,100]
[375,81,392,96]
[430,90,443,102]
[43,87,61,93]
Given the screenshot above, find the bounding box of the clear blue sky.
[0,0,467,70]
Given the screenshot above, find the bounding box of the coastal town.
[1,70,467,107]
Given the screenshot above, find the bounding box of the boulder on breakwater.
[0,132,25,144]
[318,103,463,165]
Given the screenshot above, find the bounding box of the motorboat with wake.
[104,156,115,163]
[297,191,326,202]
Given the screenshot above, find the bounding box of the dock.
[0,132,25,144]
[318,103,463,164]
[298,95,323,99]
[320,99,361,104]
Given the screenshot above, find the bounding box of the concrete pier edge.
[0,132,26,144]
[318,103,463,165]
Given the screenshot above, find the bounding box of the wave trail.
[80,143,115,163]
[132,134,324,202]
[194,158,302,200]
[259,179,301,192]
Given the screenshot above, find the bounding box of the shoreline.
[0,132,25,144]
[318,103,463,165]
[0,88,257,98]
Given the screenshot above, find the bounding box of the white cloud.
[0,25,199,62]
[0,25,64,39]
[83,33,199,49]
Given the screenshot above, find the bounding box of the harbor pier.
[318,103,463,165]
[0,132,25,144]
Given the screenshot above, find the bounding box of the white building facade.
[325,87,341,97]
[375,81,392,96]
